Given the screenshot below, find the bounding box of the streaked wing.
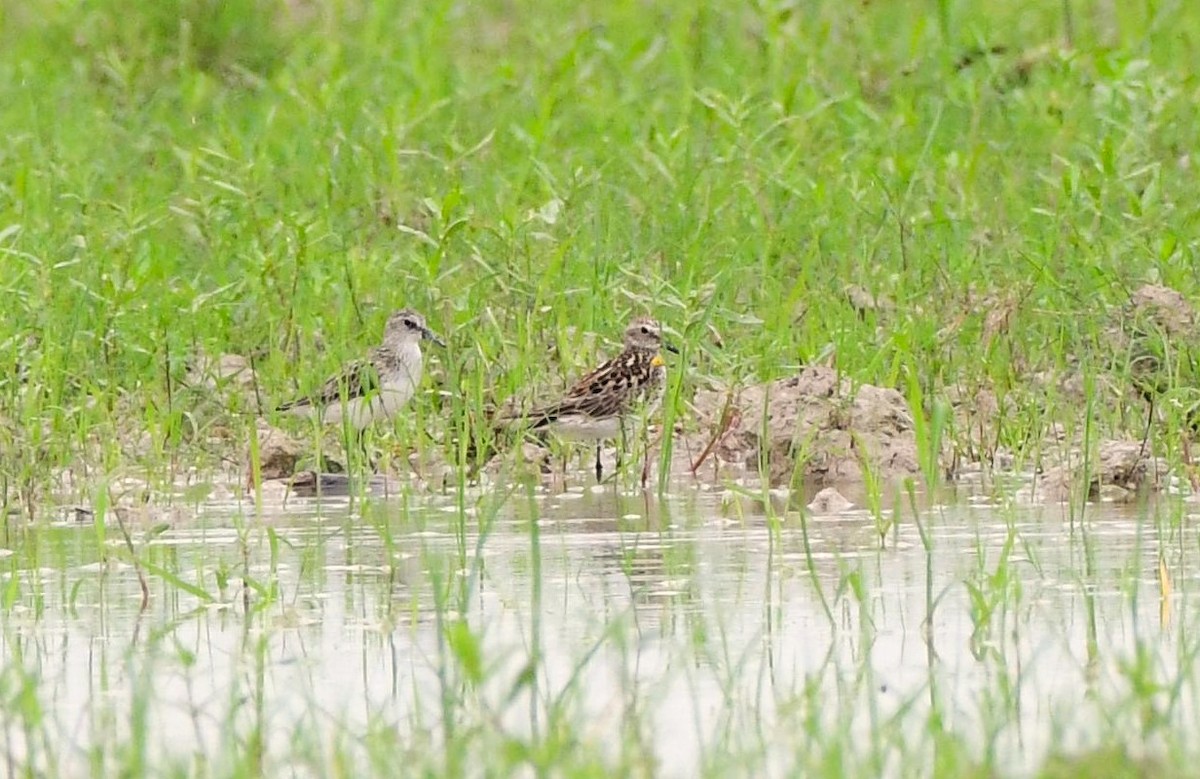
[528,352,645,426]
[528,390,627,426]
[278,355,380,410]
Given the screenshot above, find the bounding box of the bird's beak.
[663,340,680,355]
[422,327,447,348]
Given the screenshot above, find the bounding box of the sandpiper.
[517,317,678,481]
[278,309,445,430]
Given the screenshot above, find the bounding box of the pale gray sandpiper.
[277,309,445,430]
[519,317,678,482]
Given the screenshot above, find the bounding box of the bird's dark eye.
[640,326,650,334]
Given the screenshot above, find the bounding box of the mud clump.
[1037,440,1168,503]
[252,421,305,482]
[186,352,258,392]
[943,384,1002,468]
[1128,284,1196,337]
[690,366,920,486]
[844,284,894,318]
[1107,283,1200,396]
[807,486,854,513]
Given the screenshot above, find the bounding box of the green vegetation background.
[1,0,1198,482]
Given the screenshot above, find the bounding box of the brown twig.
[690,390,739,475]
[113,504,150,614]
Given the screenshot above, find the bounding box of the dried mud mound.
[690,366,920,486]
[1108,283,1200,394]
[1128,283,1196,337]
[1036,440,1169,503]
[253,420,306,482]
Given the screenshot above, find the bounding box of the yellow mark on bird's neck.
[651,355,665,367]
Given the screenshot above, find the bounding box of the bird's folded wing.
[498,351,650,428]
[278,358,380,410]
[526,356,635,425]
[526,391,627,427]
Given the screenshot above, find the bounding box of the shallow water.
[2,484,1197,776]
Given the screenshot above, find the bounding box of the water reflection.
[0,488,1195,775]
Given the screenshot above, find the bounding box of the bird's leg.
[640,421,653,490]
[616,421,629,480]
[594,444,603,483]
[538,434,566,487]
[640,428,649,490]
[358,430,377,473]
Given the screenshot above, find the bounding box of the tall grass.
[0,0,1196,498]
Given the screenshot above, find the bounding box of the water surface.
[1,484,1195,776]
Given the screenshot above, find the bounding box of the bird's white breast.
[547,414,624,442]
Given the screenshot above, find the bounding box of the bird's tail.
[462,407,550,476]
